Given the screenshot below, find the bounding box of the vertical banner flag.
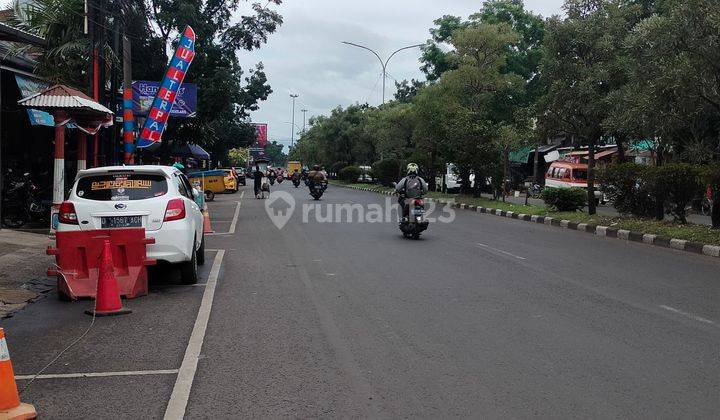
[123,87,135,163]
[137,26,196,148]
[252,123,268,148]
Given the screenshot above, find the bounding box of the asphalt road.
[4,182,720,418]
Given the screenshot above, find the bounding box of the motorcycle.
[292,176,301,188]
[2,171,51,228]
[398,195,429,240]
[529,183,542,199]
[269,175,276,186]
[276,175,284,184]
[309,180,327,200]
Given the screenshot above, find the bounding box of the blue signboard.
[15,75,55,126]
[132,80,197,118]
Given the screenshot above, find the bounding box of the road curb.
[337,184,720,260]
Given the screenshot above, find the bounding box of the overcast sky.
[237,0,565,151]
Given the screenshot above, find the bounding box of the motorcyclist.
[307,165,327,188]
[291,169,301,182]
[395,163,428,220]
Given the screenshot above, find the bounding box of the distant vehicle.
[545,161,603,203]
[436,163,475,193]
[357,165,374,183]
[287,161,302,178]
[233,167,246,186]
[59,166,205,284]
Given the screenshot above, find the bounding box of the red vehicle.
[545,161,604,202]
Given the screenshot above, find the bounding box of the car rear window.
[75,173,168,201]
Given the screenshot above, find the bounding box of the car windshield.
[573,169,588,180]
[75,173,168,201]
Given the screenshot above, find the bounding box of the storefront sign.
[15,75,54,126]
[132,81,196,118]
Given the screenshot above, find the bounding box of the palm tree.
[8,0,114,88]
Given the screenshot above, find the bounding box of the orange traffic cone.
[0,328,36,420]
[85,240,131,317]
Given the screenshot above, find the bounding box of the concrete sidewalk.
[0,229,54,317]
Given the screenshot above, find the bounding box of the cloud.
[235,0,564,151]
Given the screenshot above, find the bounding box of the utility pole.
[86,0,95,167]
[290,93,298,148]
[93,0,104,166]
[301,109,307,134]
[111,13,120,165]
[341,41,423,104]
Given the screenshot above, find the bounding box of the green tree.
[264,141,287,166]
[227,147,250,167]
[393,79,425,103]
[539,0,635,214]
[148,0,283,160]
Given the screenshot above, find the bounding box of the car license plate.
[412,208,425,215]
[101,215,142,229]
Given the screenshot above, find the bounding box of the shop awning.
[18,84,113,134]
[509,145,559,164]
[0,22,46,47]
[630,139,656,151]
[509,146,533,164]
[170,143,211,161]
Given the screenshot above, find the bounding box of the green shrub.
[598,163,657,217]
[372,158,401,187]
[600,162,705,223]
[541,187,587,212]
[328,161,348,178]
[654,163,703,224]
[339,165,362,183]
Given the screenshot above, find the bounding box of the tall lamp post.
[301,109,308,134]
[290,93,299,148]
[341,41,423,104]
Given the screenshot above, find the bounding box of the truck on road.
[287,161,302,178]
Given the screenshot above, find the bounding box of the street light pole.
[341,41,423,104]
[290,93,299,148]
[301,109,308,134]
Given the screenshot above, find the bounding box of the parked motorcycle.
[529,183,542,199]
[2,171,51,228]
[399,196,429,240]
[309,181,327,200]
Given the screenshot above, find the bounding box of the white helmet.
[406,163,419,175]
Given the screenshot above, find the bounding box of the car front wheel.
[180,238,199,284]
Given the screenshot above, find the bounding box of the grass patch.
[332,180,720,246]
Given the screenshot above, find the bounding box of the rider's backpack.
[404,177,423,198]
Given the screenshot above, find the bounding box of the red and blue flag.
[137,26,196,148]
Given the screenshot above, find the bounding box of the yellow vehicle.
[187,170,226,202]
[222,169,238,193]
[287,161,302,178]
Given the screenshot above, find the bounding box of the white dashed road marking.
[15,369,179,380]
[475,243,526,260]
[660,305,716,326]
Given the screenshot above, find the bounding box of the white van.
[436,164,474,193]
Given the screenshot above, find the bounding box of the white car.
[58,165,205,283]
